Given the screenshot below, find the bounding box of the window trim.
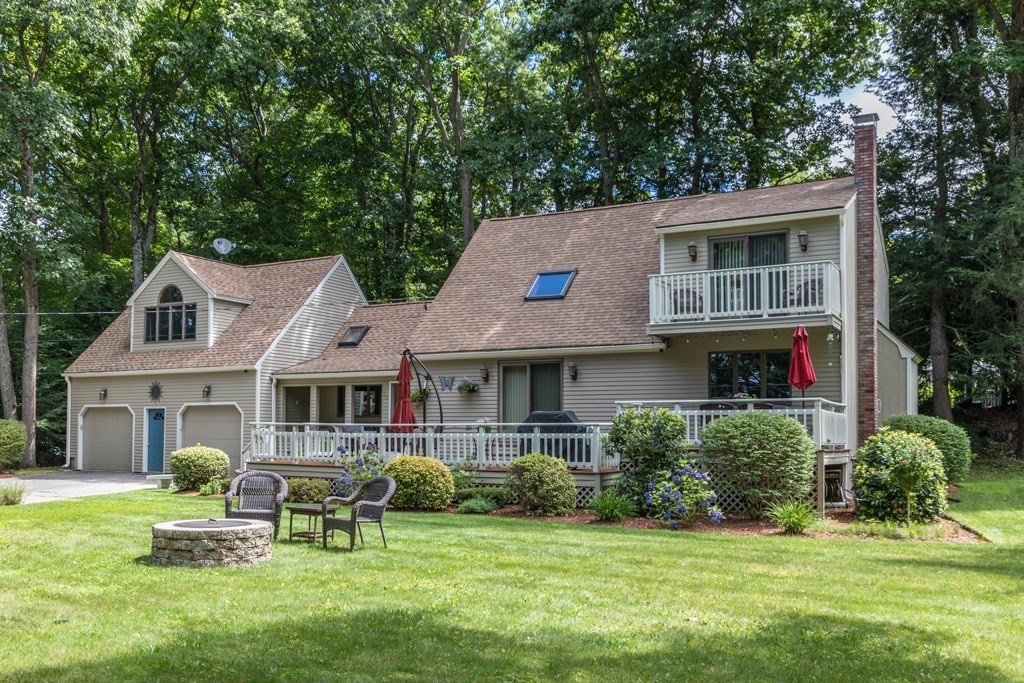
[708,231,789,269]
[707,350,792,400]
[337,324,371,347]
[525,269,577,301]
[158,285,184,304]
[144,294,197,343]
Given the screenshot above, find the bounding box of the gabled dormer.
[126,252,253,352]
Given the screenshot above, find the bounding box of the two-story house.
[66,114,918,506]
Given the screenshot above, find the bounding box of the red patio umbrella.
[389,354,417,433]
[788,326,817,398]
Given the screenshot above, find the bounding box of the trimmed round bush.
[0,420,27,470]
[169,445,229,491]
[286,477,331,504]
[699,411,815,519]
[506,453,576,516]
[384,455,455,510]
[604,408,689,507]
[855,429,948,524]
[883,414,972,483]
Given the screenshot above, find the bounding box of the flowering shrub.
[645,459,724,528]
[854,429,947,524]
[604,408,689,507]
[334,452,385,498]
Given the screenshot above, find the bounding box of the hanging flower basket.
[410,387,430,404]
[456,378,480,394]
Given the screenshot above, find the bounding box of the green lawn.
[0,476,1022,682]
[947,462,1024,545]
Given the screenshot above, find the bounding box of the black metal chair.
[321,476,396,551]
[225,470,288,540]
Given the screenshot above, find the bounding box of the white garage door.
[180,405,242,471]
[82,407,134,472]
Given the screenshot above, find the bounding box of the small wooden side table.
[287,503,341,542]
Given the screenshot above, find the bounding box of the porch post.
[591,426,601,474]
[816,450,826,514]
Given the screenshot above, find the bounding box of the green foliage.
[198,478,228,497]
[766,500,817,534]
[384,455,455,511]
[883,414,973,483]
[285,478,331,504]
[335,453,385,498]
[169,446,229,492]
[0,420,27,470]
[605,408,689,506]
[854,429,948,524]
[506,453,577,516]
[699,412,816,519]
[449,462,477,492]
[458,496,497,514]
[587,490,637,522]
[0,481,25,505]
[645,460,724,528]
[453,486,509,507]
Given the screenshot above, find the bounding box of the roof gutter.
[656,207,847,235]
[63,365,256,378]
[414,342,667,362]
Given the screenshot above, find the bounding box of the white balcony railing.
[614,398,847,449]
[649,261,842,325]
[248,422,617,471]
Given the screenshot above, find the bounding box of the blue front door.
[147,409,165,472]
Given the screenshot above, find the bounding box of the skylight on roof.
[338,324,370,346]
[526,270,577,300]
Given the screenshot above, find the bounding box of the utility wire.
[0,311,121,317]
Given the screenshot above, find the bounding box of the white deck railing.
[248,422,616,471]
[614,398,847,449]
[649,261,842,325]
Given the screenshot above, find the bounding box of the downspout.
[64,376,72,468]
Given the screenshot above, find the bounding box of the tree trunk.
[0,272,17,419]
[17,134,38,467]
[931,93,953,421]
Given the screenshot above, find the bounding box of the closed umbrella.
[788,326,817,398]
[389,354,417,433]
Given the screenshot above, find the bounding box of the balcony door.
[710,233,786,315]
[501,362,561,424]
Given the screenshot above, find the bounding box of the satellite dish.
[212,238,235,258]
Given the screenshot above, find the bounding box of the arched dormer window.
[145,285,197,342]
[159,285,183,304]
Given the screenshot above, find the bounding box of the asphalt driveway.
[12,471,156,504]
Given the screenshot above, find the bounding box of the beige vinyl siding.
[562,330,842,423]
[875,222,890,327]
[68,370,256,472]
[212,300,247,340]
[258,259,365,422]
[131,260,209,351]
[878,329,909,420]
[273,331,843,427]
[663,215,842,275]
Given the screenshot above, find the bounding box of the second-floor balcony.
[649,261,841,328]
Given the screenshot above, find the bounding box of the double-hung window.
[144,286,197,342]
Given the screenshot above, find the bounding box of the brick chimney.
[854,113,879,446]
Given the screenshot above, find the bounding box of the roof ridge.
[242,254,341,269]
[483,176,855,223]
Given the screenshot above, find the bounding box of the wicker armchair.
[321,476,396,551]
[225,470,288,540]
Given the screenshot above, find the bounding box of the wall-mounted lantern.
[567,362,578,381]
[202,384,212,398]
[480,365,489,383]
[798,230,809,252]
[687,240,698,262]
[99,388,108,400]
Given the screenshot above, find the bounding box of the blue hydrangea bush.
[645,459,725,528]
[334,447,385,498]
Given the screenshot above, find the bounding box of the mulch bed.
[477,505,981,543]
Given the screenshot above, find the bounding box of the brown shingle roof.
[174,253,254,301]
[410,176,855,355]
[65,255,341,374]
[276,302,427,375]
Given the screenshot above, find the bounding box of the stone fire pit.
[151,519,272,567]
